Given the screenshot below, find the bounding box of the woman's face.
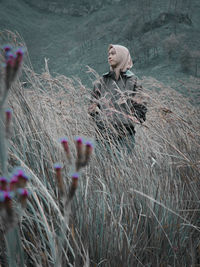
[108,47,119,68]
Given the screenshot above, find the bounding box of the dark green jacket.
[90,70,147,135]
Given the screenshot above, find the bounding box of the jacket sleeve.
[132,102,147,123]
[128,77,147,123]
[91,80,102,103]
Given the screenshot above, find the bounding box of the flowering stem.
[0,88,9,109]
[4,227,25,267]
[0,106,8,176]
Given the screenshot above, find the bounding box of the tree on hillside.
[180,0,193,17]
[140,35,152,63]
[168,0,192,14]
[191,50,200,77]
[180,46,192,73]
[136,0,152,23]
[179,47,200,77]
[139,33,160,63]
[148,32,160,58]
[163,33,180,60]
[167,0,193,34]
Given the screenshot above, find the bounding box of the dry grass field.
[0,31,200,267]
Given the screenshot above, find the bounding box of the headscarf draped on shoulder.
[108,44,133,80]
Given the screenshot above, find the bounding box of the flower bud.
[5,53,14,90]
[0,177,8,191]
[3,45,12,60]
[15,48,24,65]
[17,188,29,208]
[69,173,79,199]
[15,169,29,187]
[75,137,83,171]
[60,137,71,163]
[9,176,18,191]
[84,141,93,164]
[54,163,64,194]
[11,48,24,81]
[4,191,14,217]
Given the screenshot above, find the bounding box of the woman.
[89,44,147,145]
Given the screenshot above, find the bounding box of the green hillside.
[0,0,200,94]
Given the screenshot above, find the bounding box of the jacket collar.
[103,69,134,78]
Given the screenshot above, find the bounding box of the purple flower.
[17,188,29,197]
[53,163,64,194]
[3,191,14,216]
[60,137,68,144]
[18,188,29,207]
[60,137,71,162]
[84,140,93,163]
[72,173,79,179]
[6,53,15,66]
[53,163,62,170]
[3,45,12,52]
[15,48,24,57]
[75,137,83,160]
[3,45,12,60]
[9,176,18,191]
[69,172,79,199]
[85,140,93,148]
[5,108,12,119]
[15,48,24,65]
[15,169,28,179]
[14,168,29,187]
[3,191,15,202]
[0,176,7,183]
[75,136,83,144]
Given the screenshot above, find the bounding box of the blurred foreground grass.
[0,31,200,266]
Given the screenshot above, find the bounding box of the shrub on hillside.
[139,33,160,62]
[180,47,200,77]
[163,33,181,60]
[190,50,200,77]
[180,45,192,73]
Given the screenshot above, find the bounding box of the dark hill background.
[0,0,200,97]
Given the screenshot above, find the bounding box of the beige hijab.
[108,44,133,80]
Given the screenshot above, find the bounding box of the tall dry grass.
[0,31,200,266]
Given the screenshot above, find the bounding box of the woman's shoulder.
[124,70,134,77]
[124,70,138,80]
[102,71,114,80]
